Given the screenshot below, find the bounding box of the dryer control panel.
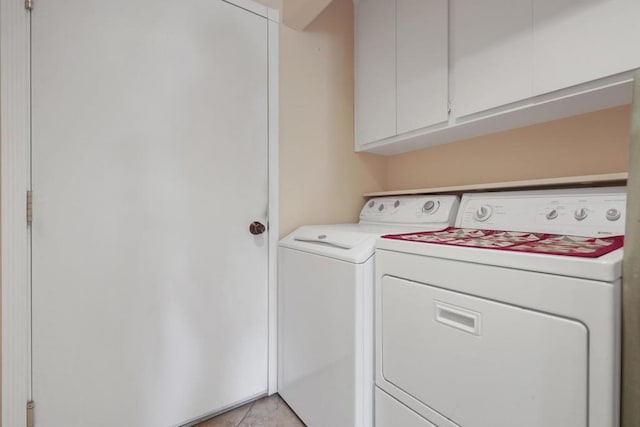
[360,195,459,228]
[457,187,627,237]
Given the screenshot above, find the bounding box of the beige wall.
[385,105,631,191]
[277,0,386,237]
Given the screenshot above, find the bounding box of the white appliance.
[278,195,460,427]
[374,187,626,427]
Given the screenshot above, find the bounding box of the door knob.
[249,221,266,235]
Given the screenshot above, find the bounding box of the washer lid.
[292,227,371,250]
[279,224,379,264]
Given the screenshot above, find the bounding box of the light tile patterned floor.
[195,394,305,427]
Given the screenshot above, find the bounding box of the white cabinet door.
[397,0,449,134]
[534,0,640,95]
[452,0,533,117]
[355,0,396,146]
[31,1,269,426]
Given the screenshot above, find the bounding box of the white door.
[31,1,269,426]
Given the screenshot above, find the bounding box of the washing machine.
[278,195,460,427]
[374,187,626,427]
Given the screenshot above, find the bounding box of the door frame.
[0,2,280,425]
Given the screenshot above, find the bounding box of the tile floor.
[195,394,305,427]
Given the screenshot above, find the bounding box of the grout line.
[236,401,256,427]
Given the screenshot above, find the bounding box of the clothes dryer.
[374,187,626,427]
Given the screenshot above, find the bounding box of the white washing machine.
[278,195,460,427]
[374,187,626,427]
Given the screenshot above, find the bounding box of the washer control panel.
[360,195,460,227]
[457,187,627,237]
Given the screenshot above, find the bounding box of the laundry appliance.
[374,187,626,427]
[278,195,460,427]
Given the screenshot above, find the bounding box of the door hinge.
[447,102,453,115]
[27,190,33,225]
[25,0,32,10]
[27,401,35,427]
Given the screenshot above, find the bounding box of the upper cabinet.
[452,0,533,117]
[355,0,448,149]
[533,0,640,95]
[355,0,640,154]
[354,0,396,145]
[396,0,449,134]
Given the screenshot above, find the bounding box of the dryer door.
[379,276,588,427]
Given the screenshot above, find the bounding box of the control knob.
[368,200,375,208]
[473,205,492,222]
[574,208,588,221]
[546,209,558,220]
[422,200,439,214]
[606,208,621,221]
